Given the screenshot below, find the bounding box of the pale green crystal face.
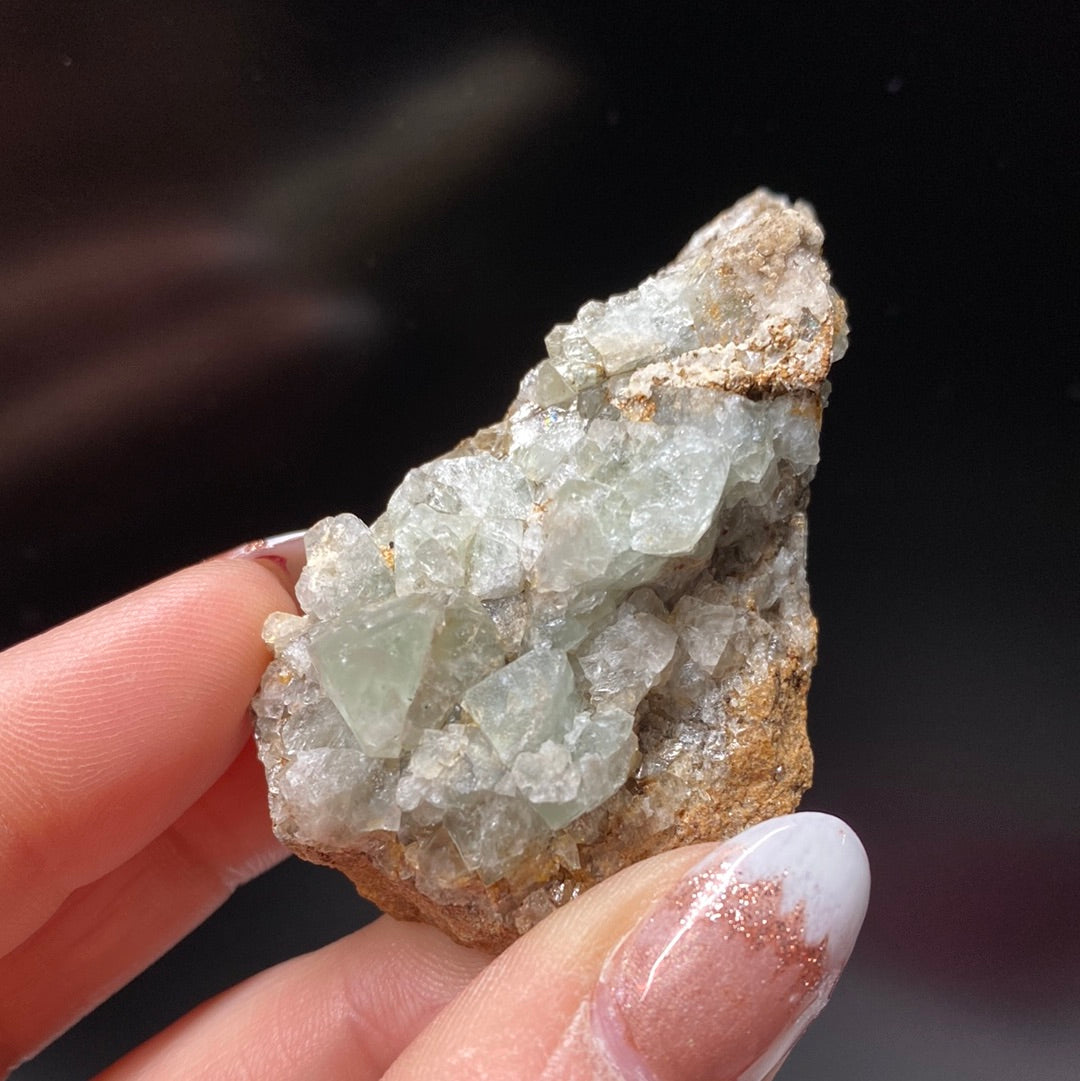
[461,648,579,764]
[254,189,847,891]
[310,595,442,758]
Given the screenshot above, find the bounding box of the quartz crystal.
[254,189,849,949]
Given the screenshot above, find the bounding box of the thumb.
[388,812,869,1081]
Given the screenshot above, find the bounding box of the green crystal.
[460,647,579,764]
[253,189,848,936]
[310,594,442,758]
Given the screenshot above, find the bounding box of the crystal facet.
[254,189,848,949]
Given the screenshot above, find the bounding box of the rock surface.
[253,189,848,950]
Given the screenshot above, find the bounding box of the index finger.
[0,557,293,956]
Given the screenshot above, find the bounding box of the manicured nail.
[593,813,869,1081]
[222,529,308,595]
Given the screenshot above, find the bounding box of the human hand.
[0,549,869,1080]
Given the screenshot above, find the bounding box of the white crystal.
[673,595,740,672]
[577,609,678,713]
[510,741,581,804]
[295,514,393,619]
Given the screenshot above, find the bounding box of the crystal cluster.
[254,189,848,949]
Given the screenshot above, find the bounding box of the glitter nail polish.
[593,813,869,1081]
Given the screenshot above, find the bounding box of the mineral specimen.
[253,189,849,950]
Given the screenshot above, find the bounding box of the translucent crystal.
[460,647,579,764]
[295,513,393,619]
[308,594,442,758]
[253,189,849,947]
[577,609,678,713]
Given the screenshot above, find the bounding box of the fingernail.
[221,529,308,596]
[593,813,870,1081]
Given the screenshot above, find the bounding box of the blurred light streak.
[0,39,577,497]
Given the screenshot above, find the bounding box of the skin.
[0,556,852,1080]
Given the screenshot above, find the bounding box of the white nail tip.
[693,811,870,966]
[262,529,308,548]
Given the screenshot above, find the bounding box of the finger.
[387,813,869,1081]
[92,814,868,1081]
[0,741,286,1072]
[0,557,294,956]
[94,917,490,1081]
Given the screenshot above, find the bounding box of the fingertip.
[590,813,869,1081]
[141,556,298,694]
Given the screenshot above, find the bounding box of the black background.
[3,2,1078,1078]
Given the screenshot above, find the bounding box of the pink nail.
[593,813,869,1081]
[222,529,307,595]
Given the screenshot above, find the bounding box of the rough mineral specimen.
[254,189,848,950]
